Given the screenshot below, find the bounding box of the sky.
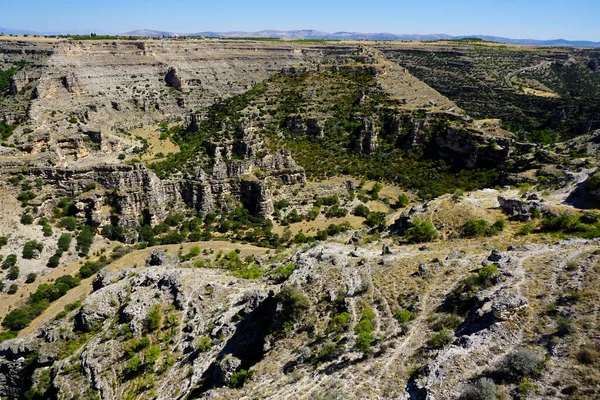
[1,0,600,41]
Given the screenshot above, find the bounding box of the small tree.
[145,304,162,332]
[501,350,542,381]
[405,218,437,243]
[276,285,309,321]
[461,378,498,400]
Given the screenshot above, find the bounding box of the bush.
[145,304,162,332]
[2,310,30,330]
[395,194,409,208]
[126,357,142,373]
[20,214,34,225]
[78,261,103,278]
[22,241,43,259]
[355,308,376,353]
[2,254,17,269]
[477,265,499,288]
[430,330,454,348]
[395,309,414,324]
[59,216,78,231]
[144,346,161,364]
[329,312,351,333]
[197,336,212,352]
[405,218,437,243]
[353,204,370,217]
[501,350,542,381]
[0,236,7,248]
[228,369,253,389]
[365,212,386,228]
[47,254,61,268]
[541,213,584,233]
[276,285,309,321]
[461,219,504,238]
[76,226,95,255]
[42,224,53,237]
[25,273,37,284]
[7,266,19,280]
[7,284,18,294]
[58,233,72,252]
[460,378,498,400]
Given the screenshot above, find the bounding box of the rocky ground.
[0,37,599,399]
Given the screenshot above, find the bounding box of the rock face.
[62,72,84,93]
[354,116,379,154]
[9,70,29,94]
[165,67,186,92]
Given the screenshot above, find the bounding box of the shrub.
[576,348,599,365]
[42,224,53,237]
[461,219,505,238]
[477,265,499,288]
[144,346,161,364]
[58,233,72,252]
[518,223,534,236]
[126,357,142,373]
[76,226,95,255]
[554,313,574,336]
[228,369,253,389]
[430,330,454,348]
[405,218,437,243]
[197,336,212,352]
[145,304,162,332]
[23,241,43,259]
[78,261,103,278]
[276,285,309,321]
[7,266,19,280]
[355,308,376,352]
[7,284,18,294]
[329,312,351,333]
[501,350,542,381]
[353,204,370,217]
[47,254,61,268]
[59,216,78,231]
[365,212,386,228]
[460,378,498,400]
[541,213,583,233]
[2,254,17,269]
[395,309,414,324]
[20,214,34,225]
[25,273,37,284]
[395,194,409,208]
[0,236,7,248]
[2,310,30,330]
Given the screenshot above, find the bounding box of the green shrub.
[477,265,499,288]
[276,285,309,321]
[59,216,78,231]
[329,312,351,333]
[78,261,103,278]
[145,304,162,332]
[2,254,17,269]
[126,357,142,373]
[47,254,61,268]
[461,219,505,238]
[0,236,7,248]
[42,224,53,237]
[25,273,37,284]
[197,336,212,352]
[144,346,161,364]
[460,378,498,400]
[500,350,542,381]
[541,213,584,233]
[405,218,437,243]
[20,214,34,225]
[2,310,30,330]
[430,330,453,348]
[353,204,370,218]
[395,309,414,324]
[395,194,409,208]
[228,369,253,388]
[365,212,386,228]
[7,284,18,294]
[76,226,95,255]
[7,266,19,280]
[23,241,43,259]
[58,233,72,252]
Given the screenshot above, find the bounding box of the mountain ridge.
[1,26,600,47]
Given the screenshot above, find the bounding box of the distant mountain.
[121,29,600,47]
[2,26,600,47]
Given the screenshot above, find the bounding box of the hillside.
[0,37,599,400]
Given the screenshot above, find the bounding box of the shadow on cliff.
[188,295,279,396]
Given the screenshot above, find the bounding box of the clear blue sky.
[2,0,599,40]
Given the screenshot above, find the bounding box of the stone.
[165,67,186,91]
[491,293,528,320]
[488,250,503,262]
[146,249,170,267]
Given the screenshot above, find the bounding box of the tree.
[276,285,309,320]
[25,273,37,283]
[76,226,95,255]
[405,218,437,243]
[7,266,19,280]
[58,233,72,252]
[145,304,162,332]
[22,241,43,259]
